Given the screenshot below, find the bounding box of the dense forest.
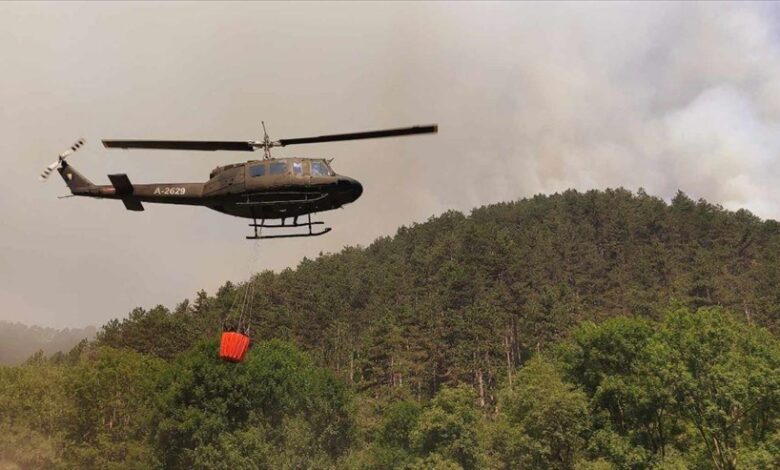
[2,189,780,469]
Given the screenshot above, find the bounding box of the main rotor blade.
[278,124,437,147]
[102,140,255,151]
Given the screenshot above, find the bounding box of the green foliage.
[153,339,354,469]
[0,362,66,469]
[406,453,463,469]
[183,426,273,470]
[97,304,210,359]
[409,385,481,469]
[560,317,669,467]
[4,190,780,469]
[95,189,780,404]
[645,308,780,470]
[557,307,780,470]
[378,400,422,451]
[351,386,480,470]
[490,357,590,469]
[0,346,164,469]
[61,346,165,469]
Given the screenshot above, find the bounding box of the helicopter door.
[226,166,245,194]
[266,161,290,189]
[292,161,303,177]
[205,166,245,196]
[292,160,309,188]
[245,162,267,191]
[302,160,313,186]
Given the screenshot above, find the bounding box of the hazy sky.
[3,2,780,328]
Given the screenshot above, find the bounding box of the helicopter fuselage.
[48,123,434,239]
[65,157,363,220]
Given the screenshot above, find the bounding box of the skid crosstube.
[249,220,325,228]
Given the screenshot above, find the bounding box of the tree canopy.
[2,189,780,468]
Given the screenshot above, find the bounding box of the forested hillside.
[99,188,780,400]
[0,322,95,365]
[2,189,780,469]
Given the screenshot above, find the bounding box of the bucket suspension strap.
[223,240,261,335]
[236,239,262,334]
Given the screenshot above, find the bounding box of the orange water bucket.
[219,332,251,362]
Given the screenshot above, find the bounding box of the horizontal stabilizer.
[108,173,134,195]
[122,199,144,211]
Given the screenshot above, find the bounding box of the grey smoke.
[1,2,779,327]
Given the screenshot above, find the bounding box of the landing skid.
[246,214,331,240]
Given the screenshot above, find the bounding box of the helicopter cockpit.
[310,160,333,177]
[247,159,334,178]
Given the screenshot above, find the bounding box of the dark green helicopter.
[41,123,437,239]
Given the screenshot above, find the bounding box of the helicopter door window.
[250,164,266,177]
[292,162,303,176]
[311,161,329,177]
[269,162,288,175]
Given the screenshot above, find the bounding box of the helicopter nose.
[338,177,363,202]
[351,179,363,200]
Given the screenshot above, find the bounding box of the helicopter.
[40,123,437,239]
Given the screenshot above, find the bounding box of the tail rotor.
[40,138,85,181]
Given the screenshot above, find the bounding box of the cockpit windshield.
[311,160,331,177]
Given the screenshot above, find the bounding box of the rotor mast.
[259,121,275,160]
[249,121,284,159]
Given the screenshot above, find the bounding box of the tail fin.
[58,161,94,193]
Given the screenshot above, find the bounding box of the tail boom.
[57,163,205,210]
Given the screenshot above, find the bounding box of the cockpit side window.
[292,161,303,176]
[269,162,288,175]
[250,164,266,177]
[311,161,330,177]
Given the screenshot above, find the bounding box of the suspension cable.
[237,239,262,334]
